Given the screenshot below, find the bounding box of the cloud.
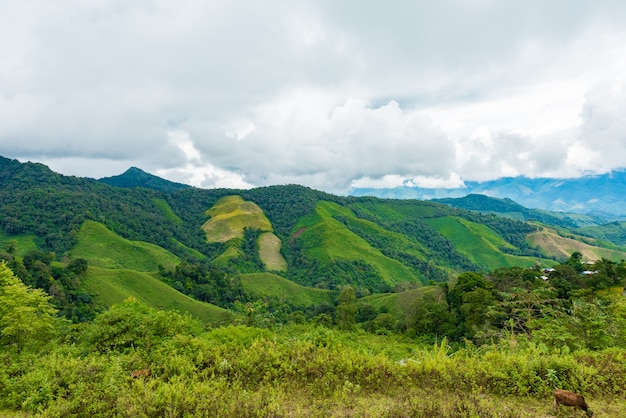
[2,1,626,192]
[180,94,455,192]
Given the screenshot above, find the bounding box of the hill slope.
[83,267,231,323]
[2,155,624,299]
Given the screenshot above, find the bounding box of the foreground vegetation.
[2,262,626,417]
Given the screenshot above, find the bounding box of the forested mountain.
[2,154,626,321]
[2,156,625,284]
[433,194,603,228]
[98,166,191,192]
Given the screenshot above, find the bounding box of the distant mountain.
[99,167,191,193]
[350,171,626,221]
[433,194,603,228]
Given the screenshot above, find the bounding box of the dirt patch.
[290,227,307,245]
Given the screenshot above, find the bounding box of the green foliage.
[0,263,64,352]
[82,297,202,353]
[160,259,247,308]
[2,318,626,416]
[335,286,358,330]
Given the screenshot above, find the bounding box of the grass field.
[69,220,180,272]
[83,266,231,323]
[0,231,38,257]
[202,195,273,243]
[257,232,287,271]
[528,227,626,262]
[152,197,183,225]
[239,272,332,307]
[296,201,420,286]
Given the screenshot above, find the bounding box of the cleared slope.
[295,201,420,286]
[69,220,180,272]
[239,272,332,307]
[203,195,288,270]
[528,228,626,262]
[83,267,231,323]
[202,195,273,242]
[258,232,287,271]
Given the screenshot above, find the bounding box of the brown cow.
[130,368,151,378]
[553,389,593,416]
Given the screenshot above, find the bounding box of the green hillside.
[239,272,332,307]
[67,220,229,323]
[203,195,273,242]
[83,266,231,323]
[425,217,512,269]
[3,155,625,321]
[4,157,626,417]
[295,201,420,288]
[69,220,180,272]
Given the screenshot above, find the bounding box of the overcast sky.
[2,1,626,193]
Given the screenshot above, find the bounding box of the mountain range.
[350,170,626,221]
[3,154,626,324]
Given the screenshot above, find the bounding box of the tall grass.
[2,324,626,417]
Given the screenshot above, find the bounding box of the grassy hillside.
[364,285,446,321]
[527,227,626,262]
[69,220,180,272]
[0,230,38,257]
[83,266,231,323]
[295,201,420,287]
[425,217,514,269]
[239,272,332,307]
[202,195,273,242]
[258,232,287,271]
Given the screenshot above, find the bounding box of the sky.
[2,0,626,194]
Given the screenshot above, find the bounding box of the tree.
[0,262,61,353]
[336,286,358,330]
[83,297,202,353]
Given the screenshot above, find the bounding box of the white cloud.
[2,1,626,192]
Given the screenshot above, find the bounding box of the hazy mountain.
[350,170,626,220]
[433,194,604,228]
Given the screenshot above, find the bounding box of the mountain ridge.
[350,170,626,220]
[2,155,626,296]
